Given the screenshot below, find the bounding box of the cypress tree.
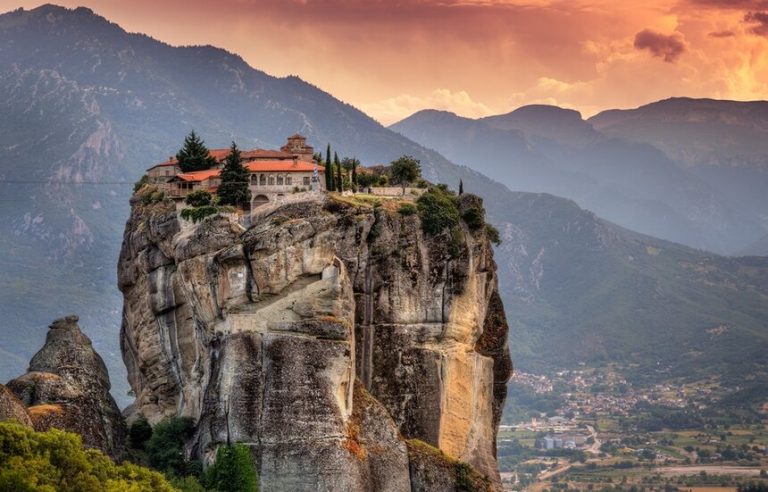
[218,142,251,208]
[176,130,217,172]
[351,158,358,191]
[459,179,464,195]
[335,152,342,192]
[325,144,334,191]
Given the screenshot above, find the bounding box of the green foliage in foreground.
[0,421,175,492]
[129,414,153,451]
[146,417,201,478]
[204,444,259,492]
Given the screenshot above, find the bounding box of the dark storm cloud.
[633,29,687,63]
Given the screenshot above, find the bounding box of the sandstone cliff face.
[119,191,511,490]
[6,315,126,458]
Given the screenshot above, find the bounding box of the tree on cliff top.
[390,155,421,194]
[218,142,251,208]
[176,130,217,172]
[325,144,334,191]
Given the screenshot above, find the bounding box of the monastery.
[146,134,324,210]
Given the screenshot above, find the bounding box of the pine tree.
[351,158,358,191]
[335,152,342,192]
[217,142,251,208]
[325,144,334,191]
[459,179,464,195]
[176,130,217,172]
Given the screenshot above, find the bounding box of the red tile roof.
[172,169,222,182]
[246,160,321,173]
[170,160,322,183]
[148,148,298,171]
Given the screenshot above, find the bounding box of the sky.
[2,0,768,124]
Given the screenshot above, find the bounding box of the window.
[277,176,284,185]
[251,174,258,184]
[260,174,266,186]
[268,176,275,185]
[303,176,310,186]
[286,176,292,186]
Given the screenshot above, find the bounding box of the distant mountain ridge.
[0,5,766,410]
[392,104,765,255]
[589,97,768,248]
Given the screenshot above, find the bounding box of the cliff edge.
[118,189,512,490]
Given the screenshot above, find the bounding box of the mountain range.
[391,102,768,255]
[0,5,766,408]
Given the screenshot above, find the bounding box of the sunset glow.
[3,0,768,124]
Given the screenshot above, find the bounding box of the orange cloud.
[0,0,766,122]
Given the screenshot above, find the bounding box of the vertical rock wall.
[118,190,511,490]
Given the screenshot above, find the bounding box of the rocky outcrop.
[119,191,512,490]
[0,384,32,427]
[7,315,126,458]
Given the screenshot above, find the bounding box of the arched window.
[250,174,258,184]
[260,174,266,186]
[277,175,284,185]
[268,175,275,185]
[285,175,292,186]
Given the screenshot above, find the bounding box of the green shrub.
[169,474,207,492]
[398,203,417,216]
[416,187,460,235]
[134,174,149,193]
[485,223,502,246]
[204,444,259,492]
[129,414,153,450]
[146,417,200,478]
[0,421,175,492]
[449,226,465,257]
[461,207,484,231]
[185,190,213,207]
[180,206,218,223]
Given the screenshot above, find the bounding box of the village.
[498,368,768,490]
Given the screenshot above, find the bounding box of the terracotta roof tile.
[246,160,321,173]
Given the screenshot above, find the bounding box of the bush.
[398,203,417,216]
[461,207,484,231]
[181,206,218,223]
[416,187,460,235]
[129,414,153,450]
[134,174,149,193]
[0,421,175,491]
[185,190,213,207]
[146,417,200,478]
[485,224,502,245]
[204,444,259,492]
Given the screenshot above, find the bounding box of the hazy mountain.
[1,5,766,407]
[590,97,768,232]
[494,192,768,387]
[391,106,765,255]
